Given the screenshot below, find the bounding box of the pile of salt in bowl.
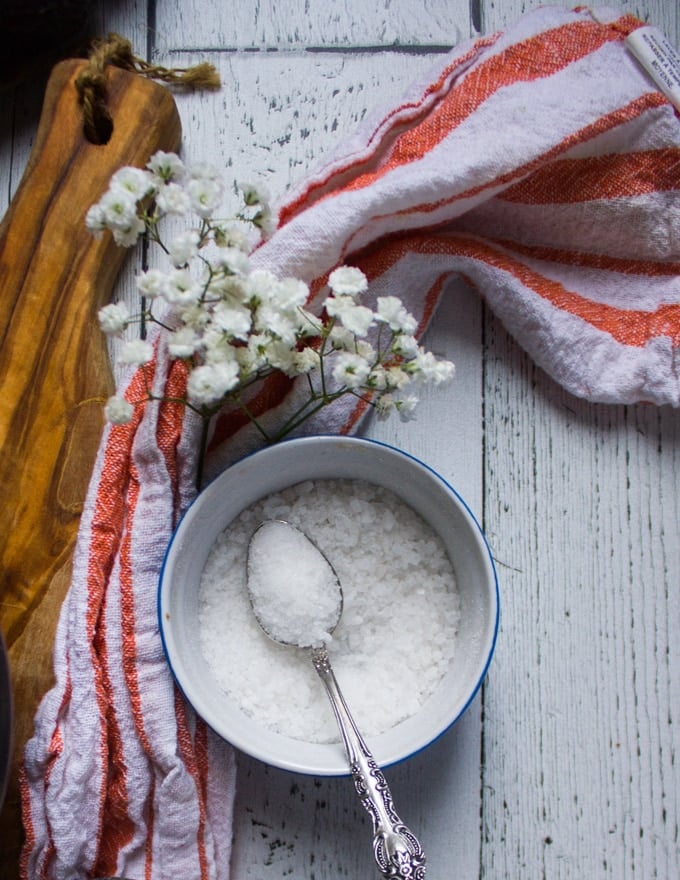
[198,478,461,743]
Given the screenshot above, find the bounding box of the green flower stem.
[266,389,346,441]
[230,393,273,443]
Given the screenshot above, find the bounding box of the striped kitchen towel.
[206,3,680,476]
[21,5,680,880]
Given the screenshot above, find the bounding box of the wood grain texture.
[481,311,680,878]
[158,48,483,876]
[153,0,470,52]
[478,0,679,44]
[120,3,680,878]
[0,59,181,874]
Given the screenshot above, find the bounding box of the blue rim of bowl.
[158,435,500,774]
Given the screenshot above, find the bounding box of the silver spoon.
[247,519,427,880]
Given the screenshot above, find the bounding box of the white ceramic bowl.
[159,435,498,775]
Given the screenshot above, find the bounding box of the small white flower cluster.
[91,152,455,438]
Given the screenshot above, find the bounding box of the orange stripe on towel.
[500,148,680,204]
[448,235,680,346]
[353,231,680,347]
[482,238,680,277]
[278,36,499,227]
[338,92,667,263]
[333,17,642,197]
[81,365,152,867]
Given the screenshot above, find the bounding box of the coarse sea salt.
[198,478,461,743]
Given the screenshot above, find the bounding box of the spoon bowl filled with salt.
[246,519,426,879]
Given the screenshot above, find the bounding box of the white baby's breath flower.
[202,332,237,365]
[325,295,374,336]
[391,333,420,359]
[355,340,376,361]
[214,247,250,277]
[332,351,371,389]
[85,203,107,234]
[98,188,139,230]
[243,333,271,371]
[396,394,419,422]
[214,222,252,252]
[255,304,298,345]
[187,361,239,406]
[156,182,191,216]
[276,277,309,309]
[411,351,455,384]
[374,393,396,419]
[265,340,297,375]
[162,268,202,306]
[233,346,256,376]
[167,327,200,358]
[328,266,368,297]
[110,166,154,200]
[118,339,153,366]
[386,365,410,390]
[207,272,246,302]
[136,268,166,299]
[239,180,270,206]
[328,325,356,352]
[367,365,388,390]
[211,301,252,340]
[187,177,223,218]
[112,217,146,247]
[147,151,185,184]
[178,303,211,329]
[244,269,279,303]
[376,296,418,334]
[105,395,134,425]
[252,204,277,238]
[294,347,321,373]
[98,301,130,335]
[169,229,201,267]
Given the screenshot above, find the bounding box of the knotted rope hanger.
[75,32,221,144]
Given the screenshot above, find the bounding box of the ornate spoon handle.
[311,646,427,879]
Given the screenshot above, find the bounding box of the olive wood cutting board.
[0,58,181,876]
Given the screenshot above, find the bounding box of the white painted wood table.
[1,1,678,877]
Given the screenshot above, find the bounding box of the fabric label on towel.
[626,26,680,111]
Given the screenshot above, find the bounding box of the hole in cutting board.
[84,102,113,145]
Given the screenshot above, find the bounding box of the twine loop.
[75,33,221,144]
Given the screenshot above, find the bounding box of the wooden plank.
[476,4,680,877]
[478,0,679,45]
[158,46,485,878]
[161,48,449,195]
[481,312,680,877]
[154,0,470,52]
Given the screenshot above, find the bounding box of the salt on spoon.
[246,520,427,880]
